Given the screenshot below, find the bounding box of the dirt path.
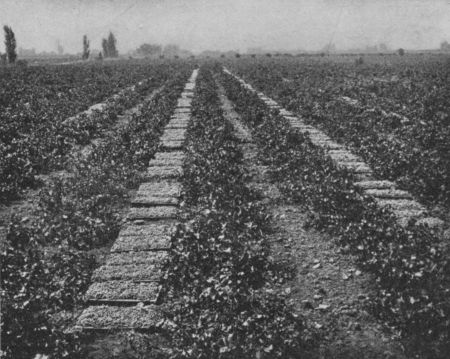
[216,79,408,359]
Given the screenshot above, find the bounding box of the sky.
[0,0,449,54]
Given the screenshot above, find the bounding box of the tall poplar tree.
[102,38,109,58]
[107,32,118,58]
[82,35,90,60]
[3,26,17,64]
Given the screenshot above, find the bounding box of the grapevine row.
[163,65,308,358]
[226,57,450,210]
[219,68,450,358]
[1,64,194,359]
[0,61,188,201]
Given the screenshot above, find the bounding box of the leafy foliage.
[1,218,90,358]
[102,32,118,58]
[220,69,450,358]
[225,56,450,209]
[166,66,310,359]
[1,67,193,358]
[0,61,183,201]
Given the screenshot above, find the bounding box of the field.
[1,54,449,359]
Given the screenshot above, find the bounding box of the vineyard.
[1,55,450,359]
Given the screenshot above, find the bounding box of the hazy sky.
[1,0,449,54]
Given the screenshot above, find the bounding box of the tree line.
[82,31,118,60]
[0,25,119,64]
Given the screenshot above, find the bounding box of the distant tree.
[136,43,161,57]
[107,32,118,58]
[398,48,405,56]
[102,38,109,58]
[440,41,450,51]
[3,25,17,64]
[82,35,90,60]
[379,43,389,52]
[235,53,241,58]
